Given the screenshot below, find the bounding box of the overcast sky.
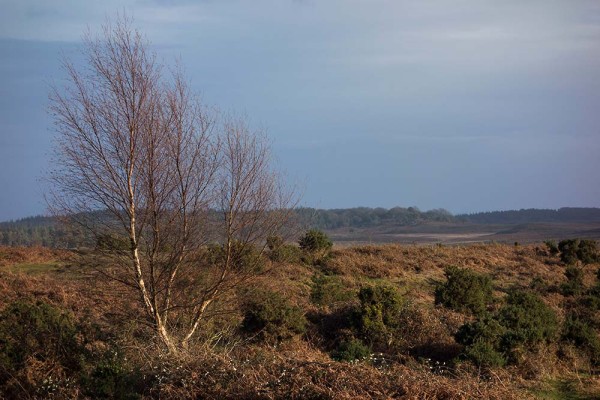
[1,0,599,220]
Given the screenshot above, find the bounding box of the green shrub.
[356,285,404,348]
[81,350,143,399]
[267,236,302,263]
[240,289,307,343]
[462,341,506,368]
[299,229,332,255]
[0,300,83,383]
[331,338,371,362]
[529,276,549,293]
[561,266,585,296]
[558,239,599,265]
[435,266,493,315]
[205,241,265,272]
[559,239,581,265]
[544,240,559,256]
[577,239,599,264]
[498,290,558,350]
[455,315,506,348]
[266,235,284,251]
[454,291,558,367]
[310,274,354,307]
[96,233,129,251]
[455,315,507,367]
[562,316,600,366]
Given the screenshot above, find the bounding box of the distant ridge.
[2,207,600,247]
[457,207,600,224]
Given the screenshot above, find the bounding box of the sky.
[1,0,600,221]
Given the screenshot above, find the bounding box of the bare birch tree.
[49,16,296,354]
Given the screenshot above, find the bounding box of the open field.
[0,242,599,399]
[328,222,600,245]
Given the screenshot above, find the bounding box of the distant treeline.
[0,215,93,248]
[457,207,600,224]
[2,207,600,248]
[296,207,454,229]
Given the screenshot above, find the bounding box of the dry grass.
[0,242,598,399]
[0,245,71,267]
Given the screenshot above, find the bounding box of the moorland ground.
[0,240,599,399]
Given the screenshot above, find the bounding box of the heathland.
[1,233,599,399]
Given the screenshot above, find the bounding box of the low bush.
[205,241,265,273]
[310,274,354,308]
[356,285,404,349]
[544,240,559,256]
[558,239,599,265]
[331,338,371,362]
[455,290,558,367]
[299,229,333,254]
[435,266,493,315]
[497,290,558,351]
[0,300,83,384]
[81,350,144,399]
[267,235,302,263]
[561,266,585,296]
[462,341,506,368]
[240,289,307,343]
[455,316,507,367]
[96,233,129,251]
[562,316,600,366]
[299,229,332,265]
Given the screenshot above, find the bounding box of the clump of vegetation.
[331,338,371,362]
[205,241,265,273]
[561,266,585,296]
[455,290,558,367]
[435,266,493,315]
[0,300,96,398]
[298,229,333,264]
[240,289,307,343]
[81,350,144,399]
[497,290,558,353]
[95,233,129,251]
[558,239,599,265]
[0,300,83,383]
[529,276,549,293]
[562,316,600,366]
[544,240,559,256]
[266,235,302,263]
[455,316,507,367]
[355,285,404,349]
[310,274,354,308]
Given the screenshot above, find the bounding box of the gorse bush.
[455,316,507,367]
[299,229,332,255]
[561,266,585,296]
[544,240,559,256]
[240,289,307,343]
[331,338,371,362]
[310,274,354,308]
[435,266,493,315]
[81,349,143,399]
[0,300,83,384]
[96,233,129,251]
[267,236,302,263]
[298,229,333,264]
[562,316,600,366]
[205,241,265,273]
[356,285,404,349]
[454,290,558,367]
[462,341,506,368]
[558,239,599,265]
[497,290,558,350]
